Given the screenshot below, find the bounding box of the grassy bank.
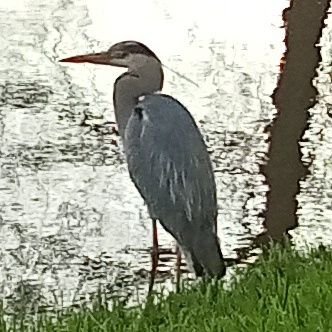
[1,245,331,331]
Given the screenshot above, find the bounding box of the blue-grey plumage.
[124,94,225,277]
[59,40,225,280]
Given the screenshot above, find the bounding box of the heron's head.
[59,40,161,71]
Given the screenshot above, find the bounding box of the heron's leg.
[175,245,182,293]
[148,218,159,295]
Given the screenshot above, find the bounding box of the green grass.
[1,244,332,332]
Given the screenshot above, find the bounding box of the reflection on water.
[0,0,331,312]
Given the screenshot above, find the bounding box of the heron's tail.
[181,227,226,278]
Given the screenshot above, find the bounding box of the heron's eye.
[134,107,143,120]
[114,51,128,59]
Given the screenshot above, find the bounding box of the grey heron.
[60,41,226,292]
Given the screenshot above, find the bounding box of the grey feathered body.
[60,40,225,278]
[124,94,225,277]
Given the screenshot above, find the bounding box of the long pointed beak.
[59,52,110,65]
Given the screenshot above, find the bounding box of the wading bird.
[60,41,225,293]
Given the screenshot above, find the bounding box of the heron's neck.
[113,60,163,138]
